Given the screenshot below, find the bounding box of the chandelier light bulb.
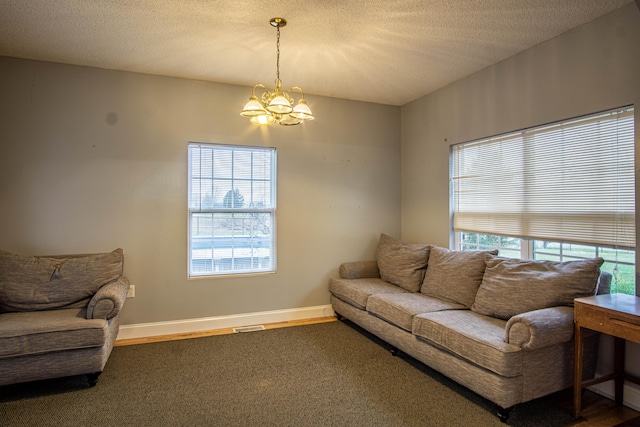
[250,113,276,126]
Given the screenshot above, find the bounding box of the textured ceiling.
[0,0,635,106]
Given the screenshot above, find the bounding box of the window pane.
[213,149,232,179]
[459,232,521,257]
[560,243,595,260]
[190,212,274,275]
[233,150,253,180]
[603,261,635,295]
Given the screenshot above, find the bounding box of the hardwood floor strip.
[114,316,337,346]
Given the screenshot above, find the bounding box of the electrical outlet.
[127,285,135,298]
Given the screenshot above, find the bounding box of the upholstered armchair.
[0,248,128,387]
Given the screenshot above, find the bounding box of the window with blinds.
[188,143,276,277]
[451,106,635,250]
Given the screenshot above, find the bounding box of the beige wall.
[0,57,401,325]
[401,3,640,250]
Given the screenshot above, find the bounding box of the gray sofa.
[0,248,128,387]
[329,234,609,421]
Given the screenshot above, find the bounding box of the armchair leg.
[86,372,102,387]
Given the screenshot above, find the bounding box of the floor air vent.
[233,325,266,333]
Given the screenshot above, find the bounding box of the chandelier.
[241,18,314,126]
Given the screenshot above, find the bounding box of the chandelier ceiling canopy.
[241,18,314,126]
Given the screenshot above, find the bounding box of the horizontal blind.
[452,107,635,249]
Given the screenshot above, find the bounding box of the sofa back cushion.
[376,234,430,292]
[420,247,498,308]
[471,254,604,320]
[0,249,123,312]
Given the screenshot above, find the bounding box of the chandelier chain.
[275,25,281,84]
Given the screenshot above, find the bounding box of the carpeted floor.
[0,320,576,426]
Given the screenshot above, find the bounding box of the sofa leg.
[335,312,343,321]
[390,347,401,356]
[497,406,513,423]
[86,372,102,387]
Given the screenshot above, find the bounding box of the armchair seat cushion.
[0,309,108,359]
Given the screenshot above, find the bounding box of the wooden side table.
[574,294,640,418]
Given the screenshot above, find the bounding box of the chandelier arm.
[290,86,305,100]
[252,83,266,97]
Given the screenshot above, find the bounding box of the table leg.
[615,337,626,405]
[574,324,584,418]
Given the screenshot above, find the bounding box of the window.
[188,143,276,277]
[452,106,635,293]
[459,233,635,295]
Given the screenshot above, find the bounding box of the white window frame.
[188,142,277,278]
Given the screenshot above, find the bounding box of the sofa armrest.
[87,276,130,320]
[596,271,612,295]
[339,261,380,279]
[504,306,574,350]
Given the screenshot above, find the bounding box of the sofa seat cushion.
[329,278,408,309]
[412,310,522,377]
[0,308,108,359]
[366,293,465,331]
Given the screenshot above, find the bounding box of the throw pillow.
[471,254,604,320]
[376,233,430,292]
[420,246,498,308]
[0,248,124,312]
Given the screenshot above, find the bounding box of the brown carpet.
[0,320,576,426]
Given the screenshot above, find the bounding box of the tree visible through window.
[188,143,276,277]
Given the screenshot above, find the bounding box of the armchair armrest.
[505,306,574,350]
[339,260,380,279]
[87,276,130,320]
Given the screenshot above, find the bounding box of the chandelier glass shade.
[241,18,314,126]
